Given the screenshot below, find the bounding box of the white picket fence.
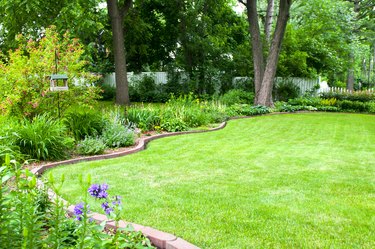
[103,72,168,87]
[233,76,319,94]
[104,72,319,95]
[319,87,375,94]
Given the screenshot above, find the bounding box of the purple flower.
[88,183,108,199]
[112,195,122,206]
[74,203,87,221]
[101,201,113,215]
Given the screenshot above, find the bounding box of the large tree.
[106,0,132,105]
[239,0,292,106]
[0,0,105,52]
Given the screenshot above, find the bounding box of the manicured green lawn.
[48,113,375,248]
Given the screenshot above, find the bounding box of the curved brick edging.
[65,205,200,249]
[32,123,230,249]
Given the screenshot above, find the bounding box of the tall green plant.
[64,110,105,141]
[14,115,73,161]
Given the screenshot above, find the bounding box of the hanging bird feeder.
[50,74,69,91]
[49,49,69,91]
[49,50,68,118]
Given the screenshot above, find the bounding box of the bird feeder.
[50,74,69,91]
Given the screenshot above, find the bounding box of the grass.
[47,113,375,248]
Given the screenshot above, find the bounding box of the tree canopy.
[0,0,373,104]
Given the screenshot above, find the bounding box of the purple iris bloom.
[101,202,113,215]
[112,195,122,206]
[88,183,108,199]
[74,203,86,221]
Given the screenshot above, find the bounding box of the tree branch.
[238,0,246,7]
[120,0,133,14]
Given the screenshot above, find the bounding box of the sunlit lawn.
[48,113,375,248]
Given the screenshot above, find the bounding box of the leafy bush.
[275,103,317,112]
[219,89,254,106]
[98,82,116,101]
[0,117,23,164]
[273,80,301,102]
[130,75,168,103]
[102,108,135,148]
[337,100,370,112]
[320,98,337,106]
[102,124,134,148]
[320,91,375,102]
[227,104,271,116]
[126,94,228,132]
[288,97,321,107]
[368,102,375,113]
[160,118,188,132]
[126,107,161,131]
[64,110,105,141]
[165,94,224,127]
[0,26,101,118]
[0,141,23,166]
[13,115,73,160]
[76,137,107,155]
[316,106,341,112]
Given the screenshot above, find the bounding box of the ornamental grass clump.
[14,114,74,161]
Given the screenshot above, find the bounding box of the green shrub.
[130,75,169,103]
[163,94,219,128]
[77,137,107,155]
[219,89,254,106]
[98,83,116,101]
[273,80,301,102]
[337,100,370,112]
[160,118,188,132]
[0,117,23,164]
[13,115,73,161]
[0,142,23,165]
[227,104,271,116]
[126,107,161,131]
[0,27,101,118]
[288,97,321,106]
[320,91,375,102]
[126,94,228,132]
[316,106,341,112]
[102,124,135,148]
[275,103,317,112]
[64,110,105,141]
[368,102,375,113]
[320,98,337,106]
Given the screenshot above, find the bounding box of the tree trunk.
[243,0,292,107]
[265,0,275,43]
[107,0,131,105]
[245,0,264,104]
[346,52,355,90]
